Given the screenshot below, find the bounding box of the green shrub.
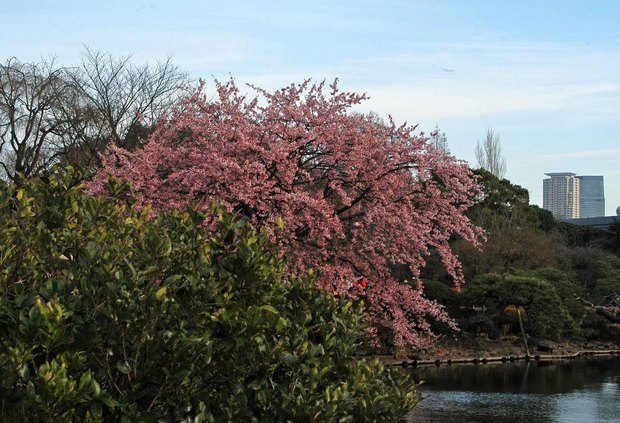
[0,168,418,422]
[463,273,574,340]
[523,268,585,337]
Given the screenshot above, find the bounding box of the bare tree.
[475,127,506,178]
[0,58,80,181]
[429,124,449,154]
[576,294,620,340]
[73,49,188,150]
[0,51,189,180]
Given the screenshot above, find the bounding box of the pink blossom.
[89,79,483,347]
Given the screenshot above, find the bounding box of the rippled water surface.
[407,355,620,423]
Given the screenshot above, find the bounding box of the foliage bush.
[591,255,620,302]
[0,168,418,422]
[463,273,574,340]
[524,268,585,336]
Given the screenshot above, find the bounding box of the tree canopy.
[90,79,483,347]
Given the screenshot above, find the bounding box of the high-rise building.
[543,172,580,219]
[576,175,605,218]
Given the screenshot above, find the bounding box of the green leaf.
[260,305,278,315]
[78,370,92,391]
[155,286,167,300]
[92,379,101,396]
[18,364,29,380]
[281,352,296,367]
[99,393,119,408]
[116,360,132,374]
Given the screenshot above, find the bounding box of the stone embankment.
[376,334,620,367]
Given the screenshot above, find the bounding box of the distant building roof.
[561,216,618,229]
[545,172,577,177]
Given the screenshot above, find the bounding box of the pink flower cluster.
[89,79,483,347]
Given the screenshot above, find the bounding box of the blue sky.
[3,0,620,214]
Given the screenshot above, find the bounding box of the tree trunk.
[595,306,620,323]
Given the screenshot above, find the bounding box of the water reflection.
[408,356,620,423]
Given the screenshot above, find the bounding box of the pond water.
[407,355,620,423]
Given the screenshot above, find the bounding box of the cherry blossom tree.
[89,79,483,347]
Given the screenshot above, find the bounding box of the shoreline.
[380,349,620,368]
[375,334,620,367]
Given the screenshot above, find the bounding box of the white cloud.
[359,82,565,121]
[333,41,620,122]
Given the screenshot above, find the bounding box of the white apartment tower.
[543,172,580,219]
